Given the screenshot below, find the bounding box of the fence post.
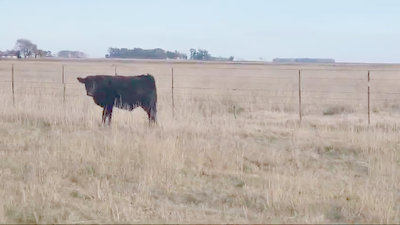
[62,65,66,103]
[298,69,302,123]
[367,70,370,126]
[171,67,175,118]
[11,64,15,106]
[114,65,117,76]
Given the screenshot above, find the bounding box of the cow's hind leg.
[141,101,157,126]
[149,105,157,126]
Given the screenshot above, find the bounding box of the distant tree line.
[0,38,87,59]
[0,49,21,58]
[106,47,234,61]
[0,39,52,59]
[2,39,235,61]
[2,38,337,63]
[106,47,188,60]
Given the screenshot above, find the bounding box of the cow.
[77,74,157,126]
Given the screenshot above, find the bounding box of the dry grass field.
[1,58,400,223]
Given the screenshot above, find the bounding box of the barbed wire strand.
[0,67,400,104]
[3,90,399,104]
[0,80,399,95]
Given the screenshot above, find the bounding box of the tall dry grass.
[0,60,400,223]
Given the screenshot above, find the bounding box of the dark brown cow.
[77,74,157,126]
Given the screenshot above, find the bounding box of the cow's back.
[112,74,157,107]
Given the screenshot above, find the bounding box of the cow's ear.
[77,77,86,83]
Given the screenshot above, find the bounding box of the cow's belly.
[114,97,141,111]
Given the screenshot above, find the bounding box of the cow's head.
[77,76,98,96]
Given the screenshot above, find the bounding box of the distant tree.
[35,49,49,58]
[45,51,53,57]
[180,53,188,59]
[190,48,196,59]
[57,50,87,58]
[15,39,38,58]
[188,48,233,61]
[13,38,52,58]
[166,51,175,59]
[198,49,211,60]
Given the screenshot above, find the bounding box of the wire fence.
[0,62,400,125]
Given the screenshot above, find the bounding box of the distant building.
[0,50,18,58]
[273,58,335,63]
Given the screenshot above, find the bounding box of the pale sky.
[1,0,399,63]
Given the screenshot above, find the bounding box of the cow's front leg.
[106,104,114,125]
[102,104,114,125]
[102,106,107,124]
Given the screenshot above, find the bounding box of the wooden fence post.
[298,69,302,123]
[368,70,370,126]
[114,65,117,76]
[62,65,66,103]
[171,67,175,118]
[11,64,15,106]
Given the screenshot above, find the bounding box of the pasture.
[0,58,400,223]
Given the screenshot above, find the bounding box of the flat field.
[0,58,400,223]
